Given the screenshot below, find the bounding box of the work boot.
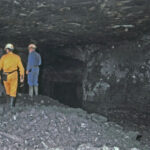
[5,95,10,103]
[34,86,39,96]
[29,86,33,97]
[10,97,16,108]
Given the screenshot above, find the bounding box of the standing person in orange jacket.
[0,43,24,108]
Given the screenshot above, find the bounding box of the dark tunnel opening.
[12,41,150,114]
[16,44,84,108]
[41,82,83,108]
[35,45,85,108]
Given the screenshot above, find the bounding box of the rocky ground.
[0,95,149,150]
[83,102,150,149]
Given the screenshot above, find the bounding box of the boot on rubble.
[34,86,38,96]
[29,86,33,97]
[10,97,16,108]
[5,95,10,103]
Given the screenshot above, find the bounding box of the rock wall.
[1,35,150,113]
[0,0,150,46]
[0,0,150,111]
[82,36,150,112]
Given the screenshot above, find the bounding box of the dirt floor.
[0,95,149,150]
[83,102,150,149]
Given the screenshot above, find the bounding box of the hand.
[20,79,24,83]
[20,75,24,83]
[26,70,29,75]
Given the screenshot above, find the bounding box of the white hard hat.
[5,43,14,50]
[28,44,37,49]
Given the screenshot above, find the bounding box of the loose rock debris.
[0,95,149,150]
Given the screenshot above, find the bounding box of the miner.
[0,43,24,107]
[26,44,42,97]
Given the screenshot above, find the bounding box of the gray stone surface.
[0,0,149,45]
[0,2,150,145]
[0,95,149,150]
[0,0,150,111]
[82,39,150,113]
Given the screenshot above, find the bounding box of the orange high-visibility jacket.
[0,52,24,97]
[0,52,24,75]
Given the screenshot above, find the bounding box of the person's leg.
[9,76,18,107]
[10,78,18,97]
[29,86,33,97]
[0,83,5,96]
[3,81,10,96]
[9,74,18,108]
[28,72,34,97]
[33,69,39,96]
[2,81,9,103]
[34,85,38,96]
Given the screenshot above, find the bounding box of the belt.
[33,65,39,68]
[4,70,17,75]
[29,66,39,72]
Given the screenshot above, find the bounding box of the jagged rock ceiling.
[0,0,150,46]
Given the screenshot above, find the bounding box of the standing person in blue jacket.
[26,44,42,97]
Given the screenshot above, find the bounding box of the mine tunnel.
[0,0,150,149]
[38,44,84,108]
[14,44,84,108]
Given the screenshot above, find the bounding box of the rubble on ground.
[0,95,149,150]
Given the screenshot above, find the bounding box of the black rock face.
[0,0,150,45]
[0,0,150,111]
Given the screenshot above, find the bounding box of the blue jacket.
[27,51,41,72]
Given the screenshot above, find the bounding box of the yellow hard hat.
[28,44,37,49]
[5,43,14,50]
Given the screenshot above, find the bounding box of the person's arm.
[26,53,34,74]
[17,56,25,82]
[38,54,42,66]
[0,56,4,71]
[27,54,32,71]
